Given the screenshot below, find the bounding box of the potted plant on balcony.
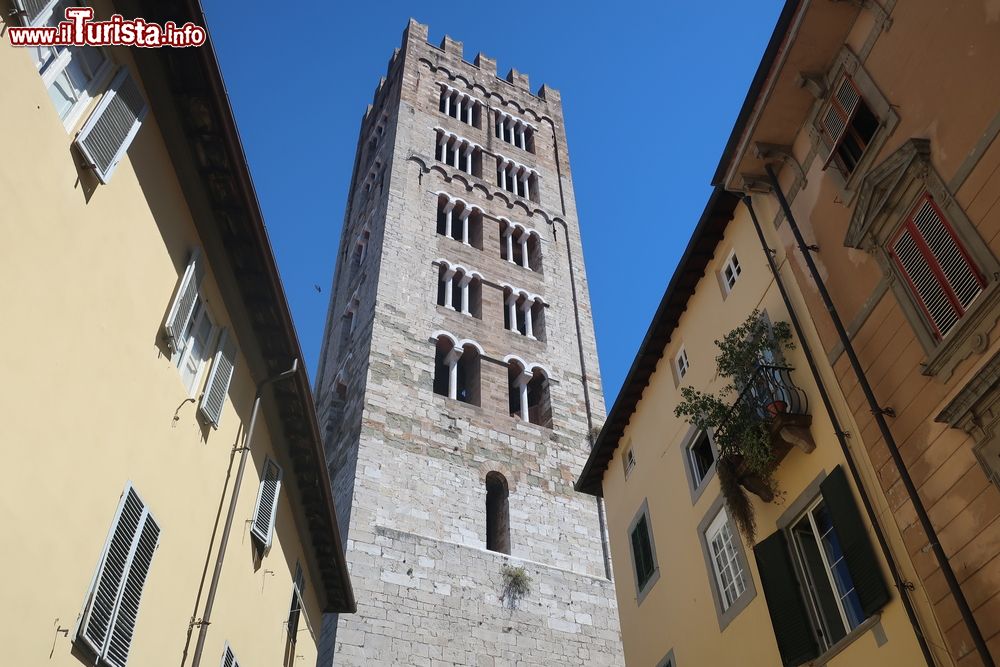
[674,310,795,541]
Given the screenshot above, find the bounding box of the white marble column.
[499,161,508,190]
[460,209,471,245]
[442,268,456,309]
[464,144,472,173]
[519,233,530,269]
[521,299,534,338]
[515,371,531,421]
[459,274,472,315]
[455,96,463,121]
[506,292,519,330]
[445,347,463,399]
[503,225,515,262]
[437,132,448,162]
[443,201,455,238]
[443,90,451,116]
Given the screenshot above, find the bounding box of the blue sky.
[201,0,784,405]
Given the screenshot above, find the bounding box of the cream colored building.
[577,188,937,666]
[0,1,354,666]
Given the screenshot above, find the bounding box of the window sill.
[921,280,1000,380]
[809,614,881,666]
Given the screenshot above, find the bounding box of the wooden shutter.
[631,516,654,587]
[80,485,160,667]
[199,328,237,428]
[74,67,148,183]
[820,466,890,617]
[250,459,283,547]
[753,530,819,666]
[890,195,985,339]
[164,249,204,350]
[13,0,59,26]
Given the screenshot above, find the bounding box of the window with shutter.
[199,328,238,428]
[79,484,160,667]
[820,76,879,178]
[889,195,985,340]
[164,250,205,350]
[250,458,283,548]
[74,66,148,183]
[221,643,241,667]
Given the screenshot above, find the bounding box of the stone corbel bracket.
[754,142,807,189]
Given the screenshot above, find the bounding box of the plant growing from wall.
[674,310,795,541]
[499,563,532,611]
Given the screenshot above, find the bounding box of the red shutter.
[890,195,985,339]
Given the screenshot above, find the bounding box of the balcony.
[728,364,814,500]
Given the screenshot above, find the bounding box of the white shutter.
[911,199,983,310]
[13,0,59,26]
[892,228,961,337]
[74,66,148,184]
[79,484,160,667]
[221,643,240,667]
[199,328,237,428]
[250,459,283,548]
[164,249,204,350]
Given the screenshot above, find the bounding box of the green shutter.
[820,465,890,616]
[632,516,653,588]
[754,530,819,666]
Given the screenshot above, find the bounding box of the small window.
[250,458,283,549]
[820,76,879,178]
[623,447,637,479]
[722,251,742,294]
[675,347,690,380]
[687,431,715,486]
[888,194,985,340]
[630,512,657,595]
[706,507,748,611]
[485,472,510,554]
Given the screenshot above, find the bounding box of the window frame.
[683,427,717,503]
[720,250,742,296]
[887,194,986,341]
[787,496,866,652]
[29,0,114,130]
[697,495,756,630]
[627,499,660,605]
[808,49,899,200]
[174,295,218,397]
[622,444,636,480]
[674,346,690,381]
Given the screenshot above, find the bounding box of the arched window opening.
[503,290,543,339]
[439,87,482,129]
[437,265,482,318]
[433,335,481,406]
[436,196,484,249]
[526,369,552,427]
[494,110,535,154]
[435,131,482,177]
[485,472,510,554]
[495,158,538,202]
[499,222,542,272]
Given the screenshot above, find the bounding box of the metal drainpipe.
[763,163,994,667]
[741,195,934,666]
[544,115,613,580]
[190,359,300,667]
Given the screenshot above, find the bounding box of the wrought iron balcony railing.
[734,364,809,422]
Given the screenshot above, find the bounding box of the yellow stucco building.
[577,187,937,666]
[0,1,354,666]
[578,1,1000,666]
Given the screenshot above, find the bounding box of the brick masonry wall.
[315,19,622,666]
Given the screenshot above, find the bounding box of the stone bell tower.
[314,19,623,666]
